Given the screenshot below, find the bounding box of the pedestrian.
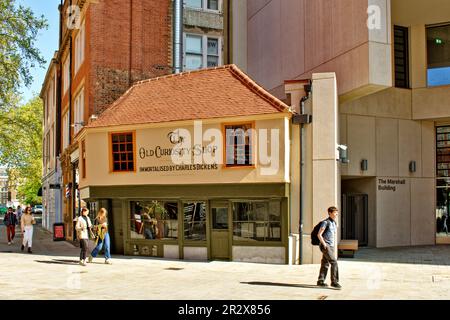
[317,206,341,289]
[88,208,112,265]
[3,207,18,245]
[16,205,23,224]
[75,207,93,266]
[21,206,36,253]
[443,213,449,235]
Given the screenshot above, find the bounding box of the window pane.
[184,202,206,241]
[207,55,219,68]
[186,54,203,70]
[233,201,281,242]
[186,35,202,54]
[207,38,219,55]
[212,207,228,229]
[127,162,134,171]
[113,163,121,171]
[427,24,450,86]
[207,0,218,10]
[130,201,178,241]
[185,0,202,8]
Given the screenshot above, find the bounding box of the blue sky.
[17,0,60,103]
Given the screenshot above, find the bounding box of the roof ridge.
[134,65,233,86]
[227,65,291,113]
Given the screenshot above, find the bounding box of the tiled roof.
[87,64,291,128]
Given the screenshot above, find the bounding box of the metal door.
[341,194,368,246]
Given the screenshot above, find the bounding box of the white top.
[75,215,92,240]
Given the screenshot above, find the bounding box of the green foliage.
[0,96,43,205]
[0,0,48,108]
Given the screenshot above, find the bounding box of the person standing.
[88,208,112,265]
[317,206,341,289]
[75,207,92,266]
[21,206,36,253]
[3,207,18,245]
[16,205,23,224]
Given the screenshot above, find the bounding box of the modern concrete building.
[232,0,450,263]
[41,0,231,239]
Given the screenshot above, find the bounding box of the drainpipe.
[68,0,73,146]
[173,0,183,73]
[129,0,133,86]
[292,82,312,265]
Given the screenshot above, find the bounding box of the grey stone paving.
[0,224,449,300]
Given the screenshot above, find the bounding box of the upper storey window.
[427,24,450,87]
[185,0,220,12]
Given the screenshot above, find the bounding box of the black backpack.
[311,219,330,246]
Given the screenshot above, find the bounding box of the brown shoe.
[28,247,32,254]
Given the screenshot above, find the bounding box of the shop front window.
[130,201,178,240]
[184,202,207,241]
[437,126,450,239]
[233,201,281,242]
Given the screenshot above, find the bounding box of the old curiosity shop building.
[75,64,343,264]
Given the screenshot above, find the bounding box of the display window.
[183,202,207,241]
[130,201,179,240]
[232,201,281,242]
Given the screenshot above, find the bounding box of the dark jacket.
[3,212,18,226]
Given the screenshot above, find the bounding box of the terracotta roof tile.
[87,64,292,128]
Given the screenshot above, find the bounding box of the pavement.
[0,224,449,300]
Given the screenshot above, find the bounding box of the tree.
[0,0,48,108]
[0,96,43,205]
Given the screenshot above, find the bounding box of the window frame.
[109,131,136,173]
[184,0,222,13]
[74,19,85,74]
[183,33,222,71]
[231,200,283,243]
[62,110,70,150]
[222,121,256,169]
[426,22,450,88]
[63,55,70,94]
[73,87,84,136]
[394,25,410,89]
[129,200,180,242]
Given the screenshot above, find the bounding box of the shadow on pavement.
[241,281,338,290]
[35,259,80,265]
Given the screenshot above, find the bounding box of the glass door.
[436,126,450,244]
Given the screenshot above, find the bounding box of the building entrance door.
[210,202,230,260]
[341,194,368,247]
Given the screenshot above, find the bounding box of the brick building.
[41,0,231,239]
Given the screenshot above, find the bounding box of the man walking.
[3,207,18,245]
[317,206,341,289]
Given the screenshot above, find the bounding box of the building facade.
[41,0,231,238]
[233,0,450,263]
[76,65,296,263]
[41,53,62,231]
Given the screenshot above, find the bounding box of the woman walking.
[75,207,93,266]
[21,206,36,253]
[88,208,112,265]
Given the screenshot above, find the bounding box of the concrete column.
[308,73,340,264]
